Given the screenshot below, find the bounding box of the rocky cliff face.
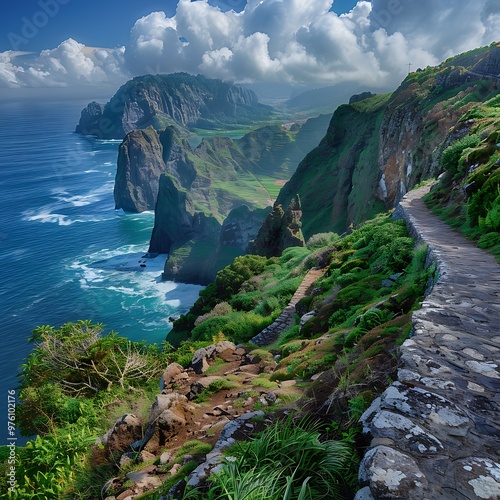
[251,196,305,257]
[274,43,500,239]
[76,73,274,139]
[114,127,166,212]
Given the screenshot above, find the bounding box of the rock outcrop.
[114,127,167,212]
[75,101,104,136]
[101,414,143,458]
[140,393,196,454]
[251,195,305,257]
[76,73,274,139]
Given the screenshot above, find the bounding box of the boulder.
[139,394,196,453]
[190,348,211,375]
[162,362,188,392]
[190,342,238,374]
[358,446,429,499]
[104,414,143,458]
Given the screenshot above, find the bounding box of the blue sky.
[2,1,179,52]
[1,0,358,52]
[1,0,499,92]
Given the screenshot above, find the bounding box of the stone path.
[250,267,326,346]
[357,185,500,500]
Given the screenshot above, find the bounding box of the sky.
[1,0,499,97]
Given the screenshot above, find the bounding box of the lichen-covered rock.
[359,446,429,499]
[184,412,265,489]
[450,457,500,500]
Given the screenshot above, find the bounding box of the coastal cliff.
[76,73,274,139]
[274,43,500,239]
[111,111,330,281]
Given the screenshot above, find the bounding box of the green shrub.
[279,325,300,345]
[191,317,231,342]
[306,232,340,249]
[440,134,481,179]
[340,258,369,273]
[478,231,500,248]
[281,341,303,358]
[215,255,268,300]
[194,302,233,326]
[13,426,96,499]
[230,291,260,311]
[356,308,396,335]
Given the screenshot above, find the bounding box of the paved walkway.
[250,267,326,346]
[358,186,500,500]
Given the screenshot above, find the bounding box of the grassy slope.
[276,94,390,238]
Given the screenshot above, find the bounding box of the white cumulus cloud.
[1,0,499,91]
[0,39,126,88]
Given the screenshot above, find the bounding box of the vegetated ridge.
[114,116,329,284]
[263,42,500,248]
[75,73,275,139]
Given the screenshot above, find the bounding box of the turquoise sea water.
[0,100,203,442]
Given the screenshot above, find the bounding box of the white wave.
[107,285,140,296]
[45,180,115,209]
[84,169,100,173]
[24,209,75,226]
[103,253,165,273]
[96,139,122,144]
[50,187,69,195]
[23,206,115,225]
[54,194,96,207]
[103,162,114,166]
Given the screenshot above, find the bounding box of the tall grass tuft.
[184,416,358,499]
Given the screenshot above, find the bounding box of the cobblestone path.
[358,185,500,500]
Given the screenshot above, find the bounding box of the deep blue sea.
[0,100,203,443]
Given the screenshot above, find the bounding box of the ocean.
[0,100,203,443]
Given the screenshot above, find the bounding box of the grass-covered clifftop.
[274,43,500,240]
[76,73,275,139]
